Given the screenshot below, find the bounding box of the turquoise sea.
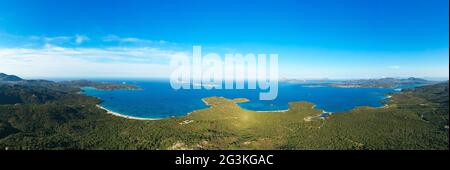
[81,80,396,119]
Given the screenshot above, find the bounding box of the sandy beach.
[96,104,160,120]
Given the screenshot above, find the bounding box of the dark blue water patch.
[239,84,395,113]
[82,81,396,119]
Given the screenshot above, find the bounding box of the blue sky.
[0,0,448,79]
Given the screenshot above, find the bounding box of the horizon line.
[16,75,450,82]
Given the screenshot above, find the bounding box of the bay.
[82,80,395,119]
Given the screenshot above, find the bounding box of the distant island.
[330,77,433,88]
[284,77,435,88]
[0,73,141,91]
[0,72,448,150]
[60,80,142,90]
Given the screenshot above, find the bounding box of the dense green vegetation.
[0,74,448,150]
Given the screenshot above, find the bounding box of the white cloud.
[44,36,71,42]
[75,35,89,44]
[102,35,168,45]
[28,35,89,45]
[388,65,400,69]
[29,36,73,44]
[0,44,189,78]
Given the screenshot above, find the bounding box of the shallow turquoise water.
[82,80,395,119]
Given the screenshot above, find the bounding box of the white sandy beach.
[96,104,160,120]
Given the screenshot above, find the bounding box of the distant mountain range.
[330,77,433,88]
[283,77,439,88]
[0,73,23,81]
[0,73,140,90]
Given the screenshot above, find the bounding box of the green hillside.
[0,76,448,150]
